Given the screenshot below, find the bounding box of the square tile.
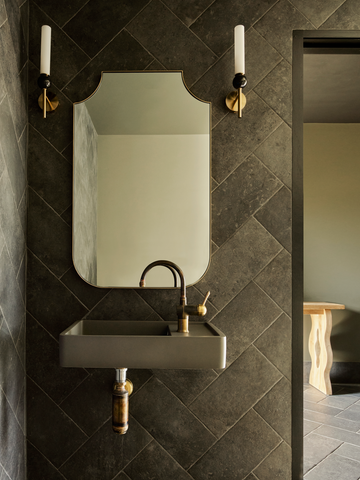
[130,377,215,469]
[127,0,217,87]
[303,433,342,474]
[305,453,360,479]
[189,409,281,480]
[291,0,346,28]
[190,346,282,437]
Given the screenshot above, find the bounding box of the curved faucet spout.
[139,260,186,305]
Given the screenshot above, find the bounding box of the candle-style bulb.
[234,25,245,75]
[40,25,51,76]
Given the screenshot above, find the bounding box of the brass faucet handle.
[201,291,210,306]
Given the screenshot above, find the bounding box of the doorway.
[292,31,360,479]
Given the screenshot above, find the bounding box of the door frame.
[292,30,360,479]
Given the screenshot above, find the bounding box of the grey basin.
[60,320,226,369]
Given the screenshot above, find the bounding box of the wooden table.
[304,302,345,395]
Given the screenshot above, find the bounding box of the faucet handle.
[201,291,210,306]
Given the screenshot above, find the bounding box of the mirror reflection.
[73,72,210,288]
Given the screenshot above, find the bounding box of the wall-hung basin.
[59,320,226,369]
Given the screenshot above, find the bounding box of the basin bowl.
[60,320,226,369]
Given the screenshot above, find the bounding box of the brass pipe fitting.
[112,368,133,435]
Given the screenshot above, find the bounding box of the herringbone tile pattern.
[24,0,356,478]
[0,0,28,479]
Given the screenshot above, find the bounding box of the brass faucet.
[139,260,210,333]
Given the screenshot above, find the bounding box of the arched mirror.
[73,71,211,288]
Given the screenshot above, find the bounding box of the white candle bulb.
[40,25,51,76]
[234,25,245,75]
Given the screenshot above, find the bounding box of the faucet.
[139,260,210,333]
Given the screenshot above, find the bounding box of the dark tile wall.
[0,0,28,479]
[26,0,358,479]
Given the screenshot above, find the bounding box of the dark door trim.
[292,29,360,479]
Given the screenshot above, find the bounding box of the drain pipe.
[112,368,133,434]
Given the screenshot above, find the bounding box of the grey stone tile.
[28,126,72,214]
[314,424,360,447]
[305,453,360,479]
[162,0,214,27]
[29,2,90,89]
[64,0,149,58]
[60,416,151,480]
[254,377,291,444]
[0,18,27,138]
[254,441,291,479]
[255,248,292,316]
[26,250,88,338]
[304,401,343,417]
[319,393,359,410]
[0,315,24,413]
[303,433,342,474]
[212,90,282,184]
[338,404,360,422]
[137,288,182,322]
[63,29,153,103]
[18,123,27,169]
[212,281,282,366]
[59,368,118,437]
[0,52,6,104]
[28,62,73,154]
[85,289,155,321]
[127,0,217,87]
[125,440,193,480]
[336,443,360,463]
[197,218,282,310]
[254,313,292,379]
[27,378,88,468]
[254,59,292,126]
[190,0,277,57]
[0,96,25,207]
[130,377,216,469]
[152,368,218,405]
[190,346,282,437]
[26,312,88,405]
[255,186,292,252]
[33,0,90,28]
[0,247,24,344]
[27,441,66,480]
[3,0,27,70]
[291,0,346,28]
[60,266,110,310]
[0,0,6,26]
[0,169,25,274]
[255,122,292,189]
[60,204,72,227]
[304,386,327,403]
[304,408,360,433]
[304,419,321,436]
[191,47,235,126]
[189,409,281,480]
[254,0,313,64]
[27,188,72,277]
[212,154,281,247]
[321,0,360,29]
[15,309,25,368]
[0,390,25,480]
[245,28,282,92]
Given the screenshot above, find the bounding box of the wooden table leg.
[308,309,333,395]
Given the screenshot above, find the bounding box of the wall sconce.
[225,25,247,118]
[37,25,59,118]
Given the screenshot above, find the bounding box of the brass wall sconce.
[37,25,59,118]
[225,25,247,118]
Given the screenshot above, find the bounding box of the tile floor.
[304,383,360,479]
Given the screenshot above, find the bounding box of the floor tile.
[338,404,360,423]
[304,408,360,433]
[336,443,360,463]
[305,453,360,479]
[303,433,342,474]
[314,424,360,447]
[304,419,321,436]
[304,400,343,417]
[318,393,359,410]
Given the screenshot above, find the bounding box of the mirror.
[73,72,210,288]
